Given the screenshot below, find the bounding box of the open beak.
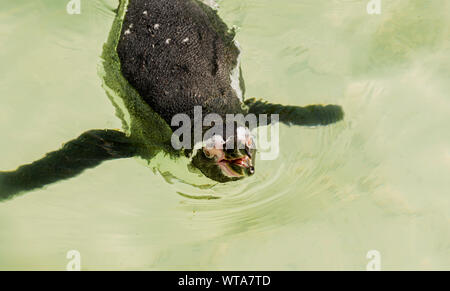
[218,154,254,177]
[203,147,255,178]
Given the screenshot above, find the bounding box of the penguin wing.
[244,98,344,127]
[0,130,137,201]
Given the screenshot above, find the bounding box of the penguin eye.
[203,149,214,158]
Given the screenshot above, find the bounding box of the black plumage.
[117,0,245,127]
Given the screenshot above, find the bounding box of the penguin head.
[190,126,256,183]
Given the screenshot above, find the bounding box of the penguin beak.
[202,146,255,178]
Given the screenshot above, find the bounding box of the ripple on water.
[162,121,360,237]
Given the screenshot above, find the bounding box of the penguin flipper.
[0,129,136,202]
[244,98,344,126]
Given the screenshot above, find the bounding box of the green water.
[0,0,449,270]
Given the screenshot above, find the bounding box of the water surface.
[0,0,449,270]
